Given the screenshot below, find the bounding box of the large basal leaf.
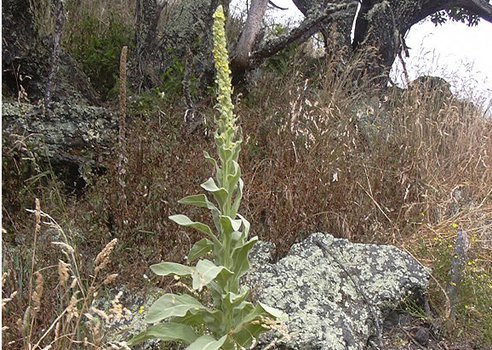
[198,308,224,335]
[231,302,288,349]
[226,301,287,349]
[150,262,193,277]
[200,177,228,207]
[179,194,217,210]
[186,335,227,350]
[232,302,286,334]
[127,322,198,346]
[192,259,232,292]
[169,215,216,239]
[231,237,258,280]
[187,238,214,262]
[146,293,205,324]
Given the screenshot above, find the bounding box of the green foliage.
[431,7,481,26]
[430,232,492,344]
[129,6,284,349]
[65,14,133,99]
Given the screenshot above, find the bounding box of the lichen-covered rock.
[93,287,164,350]
[246,232,430,350]
[2,101,117,189]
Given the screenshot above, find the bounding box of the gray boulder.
[100,233,430,349]
[246,232,430,350]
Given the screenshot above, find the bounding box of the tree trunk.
[131,0,216,91]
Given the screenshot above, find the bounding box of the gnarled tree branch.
[252,2,357,62]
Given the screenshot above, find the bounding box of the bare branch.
[269,0,289,10]
[252,2,357,62]
[456,0,492,23]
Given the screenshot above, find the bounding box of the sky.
[230,0,492,114]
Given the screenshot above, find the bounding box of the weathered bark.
[292,0,357,50]
[133,0,168,90]
[44,0,67,109]
[131,0,216,91]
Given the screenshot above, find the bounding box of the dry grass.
[2,200,125,349]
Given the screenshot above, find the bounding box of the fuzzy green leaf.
[186,335,227,350]
[146,294,206,324]
[238,214,250,237]
[229,302,286,348]
[231,237,257,279]
[231,178,244,216]
[150,262,194,277]
[226,161,241,192]
[231,321,267,349]
[220,215,242,235]
[169,215,215,238]
[200,178,228,207]
[179,194,217,210]
[258,301,287,319]
[127,322,198,346]
[187,238,214,262]
[204,151,220,175]
[192,259,232,291]
[222,288,249,311]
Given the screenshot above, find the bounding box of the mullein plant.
[129,6,284,350]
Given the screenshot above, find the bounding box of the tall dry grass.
[2,199,124,349]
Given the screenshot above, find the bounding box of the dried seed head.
[66,294,80,323]
[52,241,75,255]
[2,291,18,311]
[58,260,70,285]
[69,277,78,289]
[90,306,109,322]
[21,307,31,335]
[32,271,44,312]
[102,273,119,285]
[2,270,8,287]
[54,321,61,339]
[88,316,103,344]
[94,238,118,274]
[35,198,41,235]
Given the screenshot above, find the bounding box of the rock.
[414,327,430,347]
[246,232,430,350]
[94,287,164,350]
[2,101,117,190]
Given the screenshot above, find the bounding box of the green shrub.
[65,14,133,99]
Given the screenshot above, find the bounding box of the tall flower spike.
[212,5,237,147]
